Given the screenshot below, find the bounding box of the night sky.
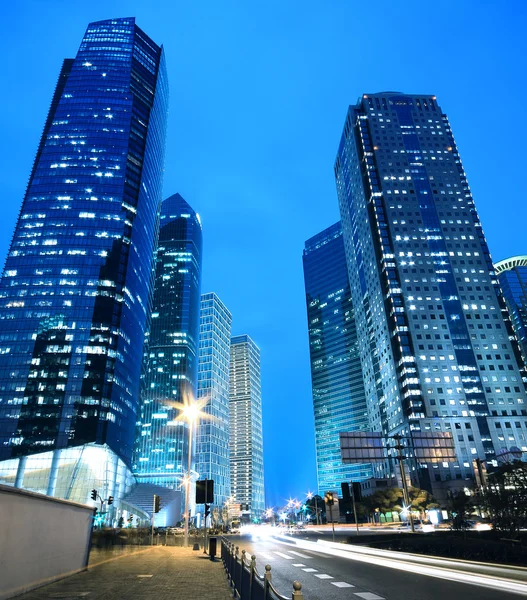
[2,1,526,507]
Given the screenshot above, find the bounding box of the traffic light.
[195,479,215,504]
[204,504,210,518]
[325,491,334,506]
[91,489,97,501]
[154,494,161,513]
[108,496,114,506]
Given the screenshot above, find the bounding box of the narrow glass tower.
[303,223,373,496]
[229,335,265,518]
[0,18,168,506]
[495,256,527,365]
[335,93,527,495]
[195,292,232,510]
[133,194,202,489]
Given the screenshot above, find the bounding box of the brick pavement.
[15,546,233,600]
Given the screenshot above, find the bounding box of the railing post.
[292,581,303,600]
[234,546,240,598]
[249,555,256,599]
[264,564,272,600]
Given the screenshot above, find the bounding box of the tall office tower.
[0,18,168,506]
[495,256,527,365]
[335,93,527,495]
[134,194,202,490]
[303,223,373,496]
[229,335,265,518]
[195,293,232,510]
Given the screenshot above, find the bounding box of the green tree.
[447,489,473,530]
[480,460,527,538]
[408,487,439,519]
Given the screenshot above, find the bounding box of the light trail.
[275,537,527,596]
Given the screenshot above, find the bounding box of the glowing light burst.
[164,390,216,425]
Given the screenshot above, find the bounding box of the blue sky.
[1,0,526,507]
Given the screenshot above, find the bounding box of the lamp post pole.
[184,418,194,548]
[393,434,415,533]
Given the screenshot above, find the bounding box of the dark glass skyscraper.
[0,18,168,506]
[134,194,202,489]
[335,93,527,495]
[303,223,373,496]
[495,256,527,365]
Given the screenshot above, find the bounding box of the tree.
[408,487,439,519]
[446,489,473,530]
[480,460,527,538]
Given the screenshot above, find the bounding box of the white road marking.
[136,575,153,578]
[292,563,305,567]
[354,593,385,600]
[274,551,293,559]
[289,550,312,558]
[315,574,334,579]
[258,552,274,560]
[331,582,355,588]
[302,568,318,572]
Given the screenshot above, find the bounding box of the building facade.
[229,335,265,518]
[495,256,527,365]
[303,223,373,496]
[195,293,232,512]
[0,18,168,509]
[335,93,527,493]
[133,194,202,491]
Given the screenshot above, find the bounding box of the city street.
[228,531,527,600]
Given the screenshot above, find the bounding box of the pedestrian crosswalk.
[258,550,313,561]
[252,548,384,598]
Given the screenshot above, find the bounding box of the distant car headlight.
[474,523,492,531]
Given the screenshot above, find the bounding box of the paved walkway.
[16,546,233,600]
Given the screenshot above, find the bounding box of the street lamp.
[166,393,211,548]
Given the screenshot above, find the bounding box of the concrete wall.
[0,484,93,599]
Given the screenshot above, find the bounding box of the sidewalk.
[15,546,233,600]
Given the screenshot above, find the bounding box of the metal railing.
[221,538,304,600]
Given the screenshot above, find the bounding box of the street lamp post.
[183,416,195,548]
[166,394,211,549]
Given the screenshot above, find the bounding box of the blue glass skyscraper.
[133,194,202,489]
[495,256,527,365]
[196,293,232,511]
[335,93,527,495]
[303,223,373,496]
[0,18,168,507]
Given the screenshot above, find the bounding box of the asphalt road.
[227,532,526,600]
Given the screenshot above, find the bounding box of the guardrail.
[221,537,304,600]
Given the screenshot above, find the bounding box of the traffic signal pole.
[151,495,155,545]
[204,479,208,554]
[350,483,359,536]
